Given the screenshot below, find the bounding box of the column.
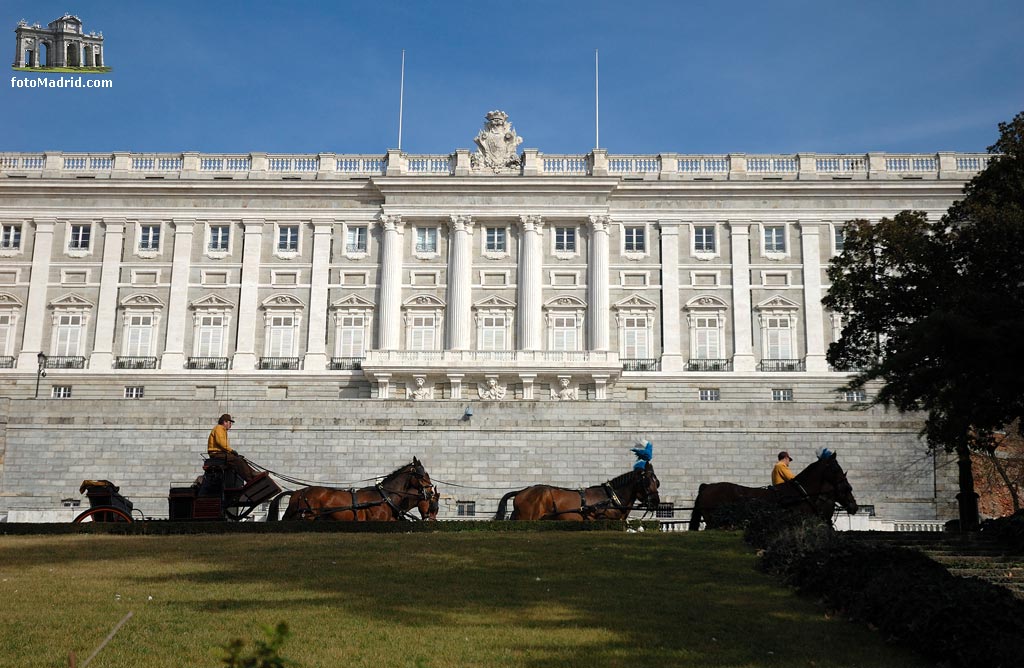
[378,214,405,349]
[161,219,195,369]
[517,215,544,350]
[16,219,55,369]
[728,220,756,372]
[232,219,263,370]
[304,220,334,371]
[658,221,683,372]
[88,218,125,369]
[587,215,610,351]
[446,215,474,350]
[799,221,828,372]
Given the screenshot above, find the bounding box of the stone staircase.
[848,531,1024,598]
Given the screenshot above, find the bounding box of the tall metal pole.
[595,49,600,149]
[398,50,405,151]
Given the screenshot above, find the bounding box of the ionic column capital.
[588,214,611,232]
[379,214,405,232]
[519,215,544,232]
[448,215,475,233]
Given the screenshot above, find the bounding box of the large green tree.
[824,112,1024,530]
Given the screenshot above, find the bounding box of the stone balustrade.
[0,150,993,180]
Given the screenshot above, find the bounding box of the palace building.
[0,113,990,523]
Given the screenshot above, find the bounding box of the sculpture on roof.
[471,110,523,173]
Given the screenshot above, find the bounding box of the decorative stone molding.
[471,111,523,173]
[408,376,434,400]
[549,376,578,401]
[477,377,507,400]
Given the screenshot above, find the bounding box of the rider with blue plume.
[631,441,653,470]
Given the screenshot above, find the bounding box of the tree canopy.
[824,112,1024,527]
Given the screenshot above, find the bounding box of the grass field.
[0,531,930,668]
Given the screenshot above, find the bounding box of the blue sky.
[3,0,1022,155]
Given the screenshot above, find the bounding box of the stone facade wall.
[0,386,956,522]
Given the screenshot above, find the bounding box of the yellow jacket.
[771,461,795,485]
[207,424,235,455]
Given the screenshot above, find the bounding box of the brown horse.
[418,483,440,520]
[493,463,660,521]
[281,458,432,521]
[688,452,858,530]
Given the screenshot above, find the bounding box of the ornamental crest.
[471,110,523,173]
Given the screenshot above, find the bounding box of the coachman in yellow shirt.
[771,451,795,486]
[207,413,259,483]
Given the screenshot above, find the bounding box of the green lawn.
[0,531,930,668]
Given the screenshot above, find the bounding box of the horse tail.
[266,490,293,522]
[493,490,520,520]
[688,484,705,531]
[281,489,304,521]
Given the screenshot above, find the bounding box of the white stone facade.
[0,129,990,521]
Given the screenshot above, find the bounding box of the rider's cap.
[778,451,792,460]
[219,413,235,423]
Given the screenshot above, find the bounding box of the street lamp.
[34,351,47,399]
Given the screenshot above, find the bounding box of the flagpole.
[594,49,600,149]
[398,50,405,150]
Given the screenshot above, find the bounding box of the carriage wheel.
[73,506,133,523]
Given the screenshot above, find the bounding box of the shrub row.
[741,503,1024,668]
[980,510,1024,551]
[1,518,659,536]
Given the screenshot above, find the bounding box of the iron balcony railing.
[114,356,158,369]
[687,358,733,372]
[0,356,14,368]
[622,358,660,372]
[45,356,86,369]
[186,356,230,370]
[759,358,806,372]
[329,357,364,370]
[258,357,301,370]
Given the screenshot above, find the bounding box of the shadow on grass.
[0,531,931,668]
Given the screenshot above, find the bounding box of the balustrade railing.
[622,359,660,371]
[114,356,158,369]
[0,356,14,368]
[686,358,733,372]
[186,356,230,370]
[0,150,993,181]
[329,357,364,370]
[258,357,301,370]
[364,350,618,366]
[45,356,86,369]
[758,359,806,372]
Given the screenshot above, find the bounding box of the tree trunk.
[956,443,980,531]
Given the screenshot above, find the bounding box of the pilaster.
[587,215,610,351]
[798,221,828,372]
[378,215,405,349]
[88,218,126,369]
[658,221,683,372]
[446,215,474,350]
[16,219,55,369]
[161,219,195,370]
[304,220,334,371]
[728,220,756,372]
[232,219,263,371]
[517,215,544,350]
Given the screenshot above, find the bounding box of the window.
[834,227,845,253]
[266,315,296,357]
[52,385,72,399]
[621,316,649,359]
[409,314,436,350]
[124,386,144,399]
[1,224,21,249]
[485,227,506,253]
[699,388,720,401]
[196,315,225,357]
[479,315,507,351]
[843,389,867,403]
[54,314,83,356]
[656,502,675,519]
[764,317,793,359]
[772,388,794,402]
[0,313,13,357]
[624,226,645,253]
[694,226,716,253]
[278,225,299,252]
[346,225,367,253]
[457,500,476,517]
[764,225,786,253]
[124,315,154,357]
[338,314,366,358]
[139,224,160,251]
[554,227,576,253]
[551,315,578,351]
[69,224,91,250]
[415,227,437,253]
[209,225,230,251]
[693,316,721,359]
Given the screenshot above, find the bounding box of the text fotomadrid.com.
[11,76,113,89]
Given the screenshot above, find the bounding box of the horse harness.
[296,483,420,521]
[544,482,632,519]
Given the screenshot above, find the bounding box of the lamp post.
[34,351,47,399]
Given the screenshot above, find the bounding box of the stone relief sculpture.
[477,377,507,400]
[550,377,578,401]
[408,377,433,401]
[471,110,523,173]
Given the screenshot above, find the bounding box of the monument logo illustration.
[12,14,110,72]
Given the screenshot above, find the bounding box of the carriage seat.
[79,479,134,514]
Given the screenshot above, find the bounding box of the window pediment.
[49,293,94,309]
[544,295,587,309]
[686,294,728,309]
[190,293,235,310]
[0,292,24,307]
[331,293,375,309]
[614,294,657,310]
[755,295,799,310]
[261,293,305,309]
[404,294,446,308]
[120,292,165,308]
[474,295,516,309]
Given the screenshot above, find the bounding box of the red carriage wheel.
[73,506,133,523]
